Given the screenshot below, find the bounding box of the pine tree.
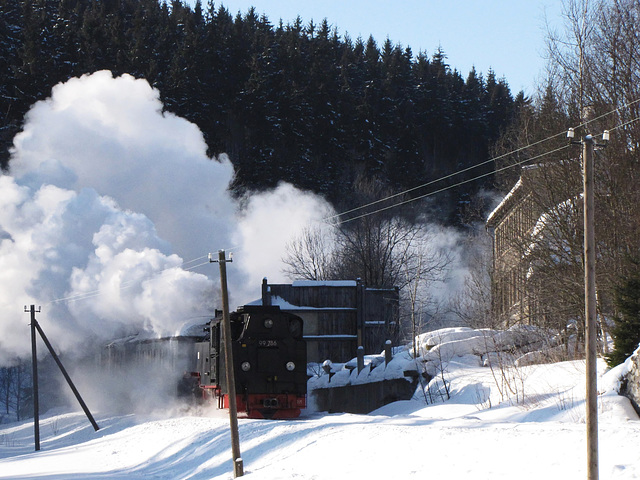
[0,0,522,223]
[607,266,640,367]
[0,0,23,170]
[380,41,417,187]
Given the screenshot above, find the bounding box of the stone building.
[485,162,582,327]
[486,170,541,326]
[622,346,640,415]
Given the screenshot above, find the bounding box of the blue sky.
[190,1,565,96]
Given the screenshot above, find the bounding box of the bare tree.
[401,231,453,354]
[488,0,640,352]
[0,361,31,421]
[282,214,433,290]
[544,0,640,339]
[334,214,427,289]
[282,224,336,280]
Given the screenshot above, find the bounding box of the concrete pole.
[217,250,243,478]
[357,346,364,374]
[28,305,40,451]
[33,319,99,431]
[583,135,599,480]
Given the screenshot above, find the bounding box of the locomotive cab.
[195,305,307,419]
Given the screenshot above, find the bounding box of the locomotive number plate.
[258,339,278,348]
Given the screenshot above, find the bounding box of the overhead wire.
[609,114,640,132]
[46,254,215,305]
[326,98,640,226]
[40,102,640,305]
[323,130,567,224]
[336,143,572,225]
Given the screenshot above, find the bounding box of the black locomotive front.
[195,305,307,419]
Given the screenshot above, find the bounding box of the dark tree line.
[1,0,518,222]
[607,261,640,367]
[0,363,31,421]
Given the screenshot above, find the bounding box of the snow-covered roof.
[247,295,357,311]
[486,177,523,227]
[291,280,357,287]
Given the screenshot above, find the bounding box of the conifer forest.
[0,0,519,222]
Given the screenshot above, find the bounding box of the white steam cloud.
[1,71,335,366]
[11,70,237,263]
[234,182,335,288]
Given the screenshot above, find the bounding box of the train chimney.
[262,278,271,306]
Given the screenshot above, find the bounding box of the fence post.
[322,360,332,375]
[357,346,364,374]
[384,340,392,365]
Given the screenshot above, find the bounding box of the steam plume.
[0,71,335,365]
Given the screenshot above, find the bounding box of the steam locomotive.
[192,305,307,419]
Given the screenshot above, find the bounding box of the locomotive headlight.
[241,361,251,372]
[264,318,274,329]
[286,361,296,371]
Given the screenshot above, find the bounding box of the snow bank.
[307,325,640,427]
[308,325,557,393]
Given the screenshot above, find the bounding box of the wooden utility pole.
[583,135,598,480]
[213,250,243,477]
[569,126,608,480]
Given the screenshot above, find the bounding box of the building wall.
[261,279,399,363]
[487,161,585,329]
[488,177,542,326]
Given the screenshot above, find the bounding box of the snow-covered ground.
[2,337,639,479]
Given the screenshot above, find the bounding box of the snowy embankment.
[2,329,639,480]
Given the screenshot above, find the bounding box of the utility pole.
[211,250,243,478]
[568,127,609,480]
[583,134,598,480]
[26,305,100,452]
[29,305,40,451]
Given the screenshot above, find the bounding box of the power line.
[323,131,566,223]
[46,254,215,306]
[180,255,210,267]
[326,100,640,226]
[610,114,640,132]
[334,144,571,226]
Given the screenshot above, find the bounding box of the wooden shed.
[256,278,399,364]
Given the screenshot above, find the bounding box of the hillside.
[1,0,516,221]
